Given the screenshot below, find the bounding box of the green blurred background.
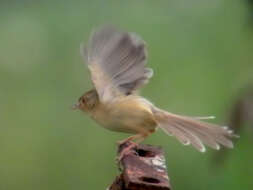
[0,0,253,189]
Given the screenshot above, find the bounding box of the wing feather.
[81,26,153,102]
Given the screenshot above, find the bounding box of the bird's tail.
[152,108,238,152]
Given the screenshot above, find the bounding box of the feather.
[153,108,236,152]
[81,25,153,102]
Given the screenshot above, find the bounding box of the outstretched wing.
[81,26,153,103]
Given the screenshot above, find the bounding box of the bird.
[73,25,237,160]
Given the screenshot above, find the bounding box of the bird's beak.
[71,103,80,110]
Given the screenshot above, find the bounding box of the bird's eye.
[78,96,86,104]
[82,98,86,104]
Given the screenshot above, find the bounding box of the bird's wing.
[80,26,153,103]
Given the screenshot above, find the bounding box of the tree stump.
[108,141,171,190]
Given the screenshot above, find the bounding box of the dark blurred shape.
[247,0,253,23]
[213,85,253,165]
[109,142,171,190]
[229,86,253,134]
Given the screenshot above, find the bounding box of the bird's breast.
[91,96,157,134]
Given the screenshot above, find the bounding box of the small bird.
[74,25,237,159]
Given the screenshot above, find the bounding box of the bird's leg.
[116,135,140,146]
[117,129,155,162]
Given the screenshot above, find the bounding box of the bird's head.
[73,89,99,112]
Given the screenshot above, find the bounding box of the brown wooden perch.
[108,142,171,190]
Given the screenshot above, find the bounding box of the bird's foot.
[116,141,138,163]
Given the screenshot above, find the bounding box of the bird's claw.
[116,141,138,163]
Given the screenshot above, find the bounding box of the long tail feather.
[153,108,237,152]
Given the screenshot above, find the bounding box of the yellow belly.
[91,96,157,134]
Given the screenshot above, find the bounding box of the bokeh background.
[0,0,253,189]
